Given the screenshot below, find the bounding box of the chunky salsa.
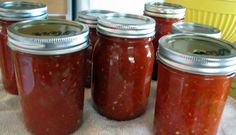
[85,27,98,88]
[0,20,17,94]
[154,34,236,135]
[77,10,115,88]
[147,16,183,80]
[144,2,185,80]
[13,51,85,135]
[154,62,233,135]
[92,34,154,120]
[0,1,47,95]
[8,19,88,135]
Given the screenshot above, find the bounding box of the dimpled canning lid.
[144,2,186,19]
[77,10,115,28]
[97,13,156,38]
[0,1,47,21]
[158,34,236,75]
[172,22,221,39]
[8,19,89,55]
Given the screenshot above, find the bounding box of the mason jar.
[154,34,236,135]
[172,22,221,38]
[144,2,186,80]
[0,1,47,94]
[77,10,114,88]
[8,19,89,135]
[92,13,155,120]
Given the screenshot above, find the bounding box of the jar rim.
[97,13,156,38]
[8,19,89,55]
[144,2,186,19]
[172,22,221,38]
[0,1,47,21]
[158,34,236,75]
[77,9,115,28]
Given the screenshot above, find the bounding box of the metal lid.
[158,34,236,75]
[0,1,47,21]
[97,13,156,38]
[8,19,89,55]
[144,2,186,19]
[172,22,221,39]
[77,10,115,28]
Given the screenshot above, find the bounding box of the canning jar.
[0,1,47,95]
[92,13,155,120]
[172,22,221,38]
[77,10,114,88]
[144,2,185,80]
[154,34,236,135]
[8,19,89,135]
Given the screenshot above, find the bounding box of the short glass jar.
[144,2,185,80]
[8,19,89,135]
[154,34,236,135]
[77,10,114,88]
[0,1,47,94]
[92,13,155,120]
[172,22,221,38]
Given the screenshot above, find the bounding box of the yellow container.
[165,0,236,43]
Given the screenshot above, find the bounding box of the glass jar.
[144,2,186,80]
[8,19,89,135]
[77,10,114,88]
[172,22,221,38]
[92,13,155,120]
[0,1,47,95]
[154,34,236,135]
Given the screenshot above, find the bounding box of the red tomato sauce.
[154,62,233,135]
[85,27,98,88]
[0,20,18,94]
[146,15,183,80]
[13,51,85,135]
[92,34,154,120]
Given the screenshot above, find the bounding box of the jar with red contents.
[8,19,89,135]
[155,34,236,135]
[0,1,47,95]
[144,2,185,80]
[77,10,114,88]
[92,13,155,120]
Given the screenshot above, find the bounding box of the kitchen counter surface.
[0,81,235,135]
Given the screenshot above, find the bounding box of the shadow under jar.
[92,13,156,120]
[8,19,89,135]
[144,2,185,80]
[77,10,115,88]
[154,34,236,135]
[0,1,47,95]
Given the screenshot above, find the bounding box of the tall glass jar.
[144,2,185,80]
[172,22,221,38]
[8,19,89,135]
[0,1,47,95]
[154,34,236,135]
[77,10,114,88]
[92,13,155,120]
